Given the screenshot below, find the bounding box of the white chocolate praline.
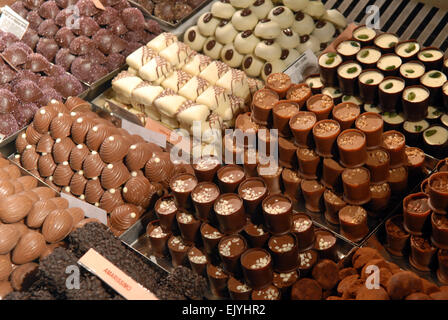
[421,70,447,88]
[267,6,294,29]
[337,62,362,79]
[242,54,264,77]
[353,26,376,42]
[216,69,250,100]
[183,26,207,52]
[126,46,158,70]
[146,32,178,52]
[139,56,173,82]
[379,79,405,93]
[322,9,347,29]
[183,54,212,76]
[336,40,361,57]
[418,49,444,62]
[358,70,384,85]
[231,9,258,31]
[211,0,236,19]
[131,82,164,108]
[261,60,286,81]
[400,62,425,79]
[199,61,230,85]
[197,12,220,37]
[318,52,343,68]
[277,28,300,49]
[178,76,210,101]
[112,71,143,105]
[159,42,193,67]
[296,35,320,54]
[215,20,238,44]
[280,48,300,67]
[196,86,229,111]
[374,33,399,50]
[396,41,420,58]
[292,11,314,36]
[283,0,309,11]
[161,70,192,93]
[255,40,282,61]
[356,48,381,65]
[234,30,260,54]
[202,37,223,60]
[403,87,429,102]
[160,114,179,129]
[303,0,326,19]
[250,0,274,19]
[146,104,161,121]
[221,43,244,68]
[254,19,281,40]
[176,102,210,126]
[312,21,336,44]
[230,0,255,8]
[377,55,402,71]
[154,91,187,118]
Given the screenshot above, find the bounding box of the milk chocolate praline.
[268,233,299,273]
[167,235,191,267]
[146,220,170,257]
[282,168,301,201]
[323,189,346,225]
[262,194,292,235]
[176,210,201,244]
[409,236,437,271]
[314,229,337,261]
[241,248,274,290]
[154,195,178,233]
[385,215,409,256]
[338,205,369,242]
[218,234,247,275]
[238,177,268,224]
[337,129,367,168]
[227,276,252,300]
[403,192,431,235]
[214,193,246,235]
[301,179,325,213]
[431,213,448,249]
[251,88,279,125]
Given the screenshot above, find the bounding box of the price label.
[122,118,167,148]
[284,49,319,84]
[0,5,29,39]
[61,192,108,226]
[78,249,158,300]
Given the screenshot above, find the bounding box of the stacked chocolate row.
[232,73,428,244]
[144,155,347,300]
[14,98,191,235]
[318,25,448,158]
[0,153,90,299]
[113,32,263,133]
[133,0,206,24]
[10,0,162,84]
[383,158,448,284]
[183,0,347,80]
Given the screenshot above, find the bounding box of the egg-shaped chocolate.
[69,144,89,171]
[0,194,33,223]
[4,165,20,179]
[82,151,106,179]
[110,204,141,231]
[26,199,57,228]
[65,96,91,112]
[122,175,155,208]
[49,197,69,209]
[12,230,46,264]
[44,176,61,192]
[125,142,152,171]
[0,280,12,299]
[84,177,104,205]
[99,188,124,213]
[0,181,15,199]
[0,224,21,255]
[32,187,57,200]
[71,116,95,145]
[99,134,130,163]
[86,124,115,151]
[53,161,74,186]
[66,207,84,228]
[42,209,73,243]
[38,153,57,177]
[69,171,87,196]
[21,145,39,170]
[100,162,130,190]
[0,254,12,281]
[10,262,39,291]
[36,133,55,154]
[144,152,175,188]
[52,137,75,164]
[33,107,57,134]
[19,190,39,203]
[25,124,43,146]
[16,133,28,154]
[50,112,73,139]
[17,176,38,191]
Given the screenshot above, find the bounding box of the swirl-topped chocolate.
[99,134,130,163]
[50,112,73,139]
[69,144,89,171]
[52,137,75,164]
[100,162,130,190]
[82,151,106,179]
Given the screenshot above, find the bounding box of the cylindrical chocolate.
[402,85,430,121]
[356,47,382,69]
[337,129,367,168]
[257,162,283,195]
[214,193,247,235]
[217,164,246,194]
[272,101,299,137]
[336,40,361,61]
[289,111,317,148]
[418,47,444,70]
[378,76,405,112]
[314,229,337,261]
[238,177,268,223]
[170,173,198,209]
[374,32,399,54]
[420,70,447,105]
[282,168,302,201]
[388,166,409,195]
[437,250,448,285]
[191,182,220,222]
[298,249,318,276]
[306,94,334,121]
[291,213,315,251]
[355,112,384,149]
[431,213,448,249]
[192,156,221,182]
[278,137,298,169]
[377,54,402,76]
[218,234,247,275]
[353,25,377,46]
[367,182,391,216]
[403,192,431,235]
[206,264,229,298]
[266,73,292,98]
[312,119,341,157]
[337,61,362,96]
[381,130,406,168]
[342,167,371,205]
[405,147,426,182]
[358,69,384,104]
[286,83,312,108]
[323,189,346,225]
[262,194,292,235]
[227,277,252,300]
[321,158,344,191]
[338,205,369,242]
[399,60,426,86]
[395,40,420,62]
[146,220,171,257]
[268,233,299,272]
[243,222,270,248]
[200,223,224,257]
[176,210,201,244]
[385,215,409,256]
[154,195,178,233]
[305,74,324,95]
[297,148,320,180]
[251,88,279,125]
[167,235,191,267]
[318,52,343,87]
[332,102,360,130]
[241,248,274,290]
[409,236,437,271]
[301,179,326,213]
[366,148,390,183]
[187,247,208,276]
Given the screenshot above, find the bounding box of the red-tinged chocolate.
[69,144,89,171]
[301,179,326,213]
[84,177,104,205]
[206,264,229,298]
[21,145,39,171]
[191,182,220,222]
[286,83,312,108]
[266,73,292,98]
[313,119,340,157]
[192,156,221,182]
[110,204,140,231]
[251,88,279,125]
[428,172,448,214]
[100,162,130,190]
[388,166,408,194]
[168,235,191,267]
[146,220,170,257]
[83,151,106,179]
[241,248,273,290]
[314,229,337,261]
[145,152,175,188]
[403,192,431,235]
[155,195,178,233]
[323,190,346,225]
[238,177,268,222]
[36,38,59,61]
[332,102,360,130]
[53,161,74,186]
[409,236,437,271]
[214,193,246,235]
[218,235,247,275]
[124,143,152,171]
[297,148,319,180]
[289,111,316,148]
[99,188,124,213]
[217,164,246,194]
[385,215,409,256]
[268,233,299,272]
[338,205,369,242]
[3,43,28,67]
[228,276,252,300]
[337,129,367,168]
[262,194,292,235]
[52,137,75,164]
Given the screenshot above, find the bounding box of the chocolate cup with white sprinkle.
[167,235,192,267]
[268,233,299,273]
[154,195,178,233]
[241,248,274,290]
[291,213,315,251]
[243,222,270,248]
[214,193,247,235]
[188,247,208,276]
[200,223,224,257]
[262,194,293,235]
[146,219,171,258]
[217,164,246,194]
[218,235,247,275]
[314,229,337,261]
[169,173,198,210]
[176,210,201,244]
[191,182,220,222]
[238,177,268,223]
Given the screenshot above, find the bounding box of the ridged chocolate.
[10,262,39,291]
[99,188,124,213]
[49,197,69,209]
[69,171,87,196]
[4,165,20,179]
[110,204,141,231]
[52,137,75,164]
[26,199,57,228]
[44,177,61,192]
[66,207,84,229]
[53,161,74,186]
[38,153,57,177]
[127,134,145,145]
[17,176,38,191]
[47,100,68,114]
[0,194,33,223]
[84,177,104,205]
[99,134,130,163]
[33,106,57,134]
[144,151,175,187]
[15,133,28,153]
[32,186,56,200]
[12,231,46,264]
[125,142,152,171]
[71,116,95,145]
[36,133,54,154]
[65,96,91,112]
[50,112,73,139]
[0,180,15,198]
[25,124,43,145]
[86,124,115,151]
[0,168,10,181]
[11,180,24,193]
[21,145,39,170]
[100,162,130,189]
[122,175,155,208]
[19,190,39,203]
[82,151,106,178]
[42,209,73,243]
[69,144,89,171]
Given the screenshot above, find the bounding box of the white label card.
[61,192,108,225]
[0,6,29,39]
[284,49,319,84]
[121,118,167,148]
